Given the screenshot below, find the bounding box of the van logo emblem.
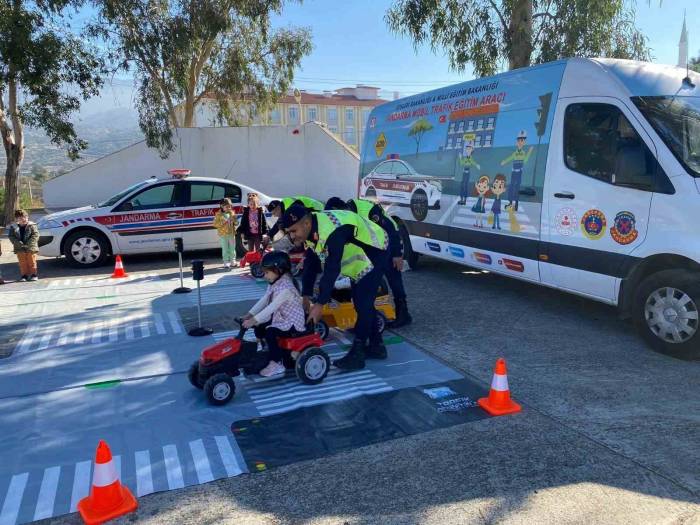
[610,211,638,245]
[555,207,577,236]
[580,209,606,240]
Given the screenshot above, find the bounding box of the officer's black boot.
[388,298,413,328]
[366,335,387,359]
[333,339,366,370]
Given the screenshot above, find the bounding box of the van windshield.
[633,96,700,177]
[97,181,150,207]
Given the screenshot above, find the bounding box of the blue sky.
[81,0,699,116]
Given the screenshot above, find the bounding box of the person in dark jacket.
[325,197,413,328]
[239,193,268,252]
[8,209,40,281]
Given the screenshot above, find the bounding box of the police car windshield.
[97,181,150,207]
[633,96,700,177]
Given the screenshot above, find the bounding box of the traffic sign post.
[188,259,213,337]
[172,237,192,294]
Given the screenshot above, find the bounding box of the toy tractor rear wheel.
[296,347,330,385]
[250,263,264,279]
[314,320,330,340]
[204,373,236,405]
[376,311,388,334]
[188,361,204,389]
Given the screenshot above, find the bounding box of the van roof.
[590,58,700,97]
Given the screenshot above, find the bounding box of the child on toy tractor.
[241,251,307,377]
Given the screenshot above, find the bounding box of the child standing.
[213,198,238,269]
[240,193,267,252]
[471,175,490,228]
[8,209,40,281]
[242,252,306,377]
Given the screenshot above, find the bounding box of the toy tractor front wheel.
[204,373,236,405]
[314,320,330,340]
[250,263,265,279]
[296,347,330,385]
[376,311,388,334]
[188,361,204,389]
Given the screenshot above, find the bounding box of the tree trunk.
[3,147,21,225]
[508,0,533,70]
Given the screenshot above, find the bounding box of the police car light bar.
[387,153,400,159]
[168,168,191,179]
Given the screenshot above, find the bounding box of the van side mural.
[360,62,566,242]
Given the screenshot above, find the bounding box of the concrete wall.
[43,122,360,208]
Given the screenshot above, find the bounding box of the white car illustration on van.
[360,159,442,221]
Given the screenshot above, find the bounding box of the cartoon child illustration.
[471,175,490,228]
[490,174,507,230]
[458,140,480,205]
[500,130,534,212]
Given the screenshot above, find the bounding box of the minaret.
[678,10,688,67]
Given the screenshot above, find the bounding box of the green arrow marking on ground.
[84,380,121,390]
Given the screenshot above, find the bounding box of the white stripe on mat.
[189,440,213,484]
[214,436,244,478]
[0,473,28,525]
[258,384,393,416]
[247,369,374,398]
[162,445,184,490]
[69,460,91,513]
[135,450,154,497]
[33,466,61,521]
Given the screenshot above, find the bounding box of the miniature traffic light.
[535,93,552,137]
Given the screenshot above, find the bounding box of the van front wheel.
[633,269,700,360]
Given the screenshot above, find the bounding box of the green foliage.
[690,54,700,74]
[0,0,106,160]
[31,164,50,182]
[0,186,32,212]
[385,0,651,77]
[91,0,313,156]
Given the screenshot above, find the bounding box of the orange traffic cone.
[110,255,128,279]
[78,440,138,525]
[478,358,522,416]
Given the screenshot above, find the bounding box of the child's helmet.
[267,200,283,213]
[261,251,292,274]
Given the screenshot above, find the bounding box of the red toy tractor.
[238,247,271,278]
[188,318,329,405]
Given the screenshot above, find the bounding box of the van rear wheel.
[633,269,700,360]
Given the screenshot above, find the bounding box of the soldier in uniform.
[282,204,390,371]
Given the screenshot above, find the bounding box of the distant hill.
[7,107,144,176]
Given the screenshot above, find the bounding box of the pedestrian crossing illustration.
[0,435,247,525]
[46,273,162,288]
[190,281,264,305]
[248,363,393,416]
[13,311,183,356]
[451,199,538,235]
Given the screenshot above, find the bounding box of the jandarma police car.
[37,170,272,267]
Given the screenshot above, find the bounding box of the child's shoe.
[29,274,38,281]
[259,361,285,377]
[19,275,28,282]
[224,262,231,269]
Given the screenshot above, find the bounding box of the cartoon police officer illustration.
[500,130,534,212]
[458,139,480,206]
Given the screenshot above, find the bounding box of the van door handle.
[554,192,575,199]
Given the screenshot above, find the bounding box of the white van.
[360,58,700,360]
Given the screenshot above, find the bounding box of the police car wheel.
[204,374,236,405]
[296,347,330,385]
[634,269,700,360]
[410,190,429,222]
[63,230,109,268]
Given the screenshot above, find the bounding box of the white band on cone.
[491,373,509,392]
[93,461,118,487]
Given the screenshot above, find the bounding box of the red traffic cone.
[111,255,128,279]
[478,358,522,416]
[77,440,138,525]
